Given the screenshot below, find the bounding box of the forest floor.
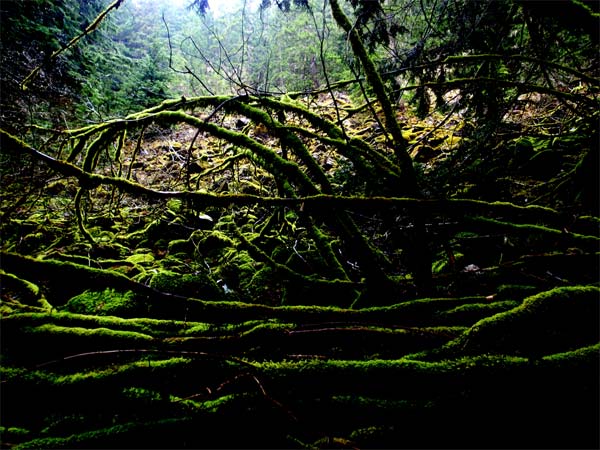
[1,93,599,449]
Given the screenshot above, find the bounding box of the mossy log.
[2,345,597,449]
[1,249,490,321]
[1,128,575,221]
[1,251,153,306]
[2,283,598,448]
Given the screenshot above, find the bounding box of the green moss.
[241,266,280,303]
[541,343,600,365]
[0,271,41,306]
[25,323,153,343]
[214,214,235,231]
[182,319,280,336]
[452,286,600,357]
[2,311,204,337]
[0,303,16,315]
[1,251,147,305]
[194,230,236,252]
[437,301,520,325]
[228,249,258,274]
[63,289,145,317]
[255,354,531,397]
[166,198,183,213]
[467,216,600,247]
[0,426,31,441]
[149,270,223,301]
[13,418,191,449]
[188,393,239,413]
[496,284,539,300]
[18,232,46,253]
[181,322,213,334]
[124,219,170,245]
[4,357,192,387]
[124,253,155,265]
[166,239,192,255]
[349,425,390,444]
[3,321,158,362]
[239,321,294,339]
[49,252,96,266]
[331,395,429,410]
[357,296,488,325]
[122,386,163,403]
[258,357,441,376]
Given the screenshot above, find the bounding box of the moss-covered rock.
[63,289,145,317]
[17,231,47,254]
[240,266,281,304]
[194,230,236,254]
[124,253,155,265]
[166,239,192,255]
[0,251,150,305]
[149,269,223,301]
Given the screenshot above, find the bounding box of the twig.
[33,348,256,369]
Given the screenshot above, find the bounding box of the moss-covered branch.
[465,216,600,248]
[232,224,357,289]
[442,54,600,86]
[393,77,598,108]
[328,0,418,196]
[0,129,578,224]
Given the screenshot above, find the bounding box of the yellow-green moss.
[124,253,155,265]
[149,269,222,301]
[495,284,539,300]
[541,343,600,365]
[2,311,207,338]
[437,300,520,325]
[0,271,41,305]
[452,285,600,357]
[166,239,192,255]
[194,230,236,252]
[63,289,144,317]
[13,418,191,450]
[25,323,153,343]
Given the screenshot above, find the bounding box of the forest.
[0,0,598,448]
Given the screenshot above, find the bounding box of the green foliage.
[0,0,174,127]
[172,0,351,95]
[76,2,173,120]
[0,0,106,127]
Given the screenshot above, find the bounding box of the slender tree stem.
[328,0,419,196]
